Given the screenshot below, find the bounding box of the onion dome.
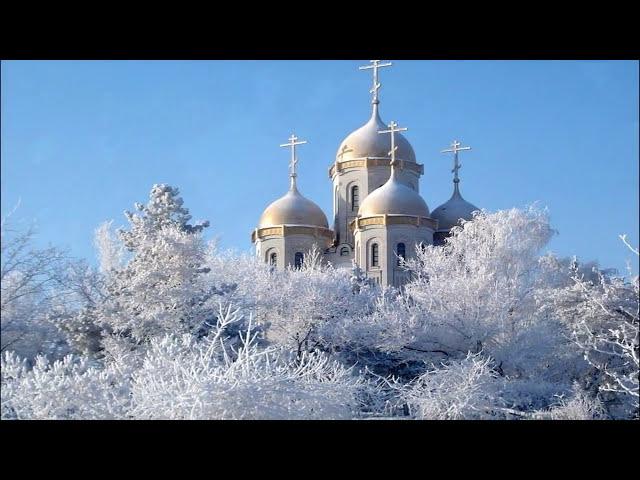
[335,104,416,163]
[358,163,429,217]
[431,183,479,231]
[259,178,329,229]
[433,139,479,231]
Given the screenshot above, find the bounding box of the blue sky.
[1,60,638,274]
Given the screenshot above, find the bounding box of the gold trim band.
[350,215,438,232]
[252,225,334,243]
[329,158,424,178]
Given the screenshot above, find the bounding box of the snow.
[2,185,637,420]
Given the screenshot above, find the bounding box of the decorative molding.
[386,215,419,225]
[352,214,438,232]
[329,157,424,178]
[252,225,334,243]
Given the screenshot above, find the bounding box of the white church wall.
[256,236,285,269]
[387,224,434,287]
[354,228,388,286]
[283,234,324,268]
[332,163,420,249]
[332,167,366,247]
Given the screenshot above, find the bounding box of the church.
[251,60,480,287]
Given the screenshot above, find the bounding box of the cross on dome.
[441,140,471,183]
[379,120,408,168]
[337,145,353,161]
[359,60,393,105]
[280,134,307,179]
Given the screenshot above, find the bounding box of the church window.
[294,252,304,269]
[371,243,379,267]
[340,247,350,256]
[351,186,359,211]
[433,233,447,246]
[396,243,406,265]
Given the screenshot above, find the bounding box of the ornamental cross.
[359,60,393,104]
[441,140,471,183]
[337,145,353,161]
[378,121,408,166]
[280,134,307,177]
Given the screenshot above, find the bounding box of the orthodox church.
[251,60,480,287]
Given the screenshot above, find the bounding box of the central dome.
[358,170,429,217]
[258,183,329,229]
[336,105,416,163]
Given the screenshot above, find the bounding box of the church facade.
[251,60,480,287]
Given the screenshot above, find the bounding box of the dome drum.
[350,214,437,233]
[329,157,424,179]
[252,225,334,244]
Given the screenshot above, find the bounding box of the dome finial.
[379,120,408,178]
[280,133,307,191]
[441,139,472,195]
[359,60,393,107]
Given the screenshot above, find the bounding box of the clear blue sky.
[2,60,638,274]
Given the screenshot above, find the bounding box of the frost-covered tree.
[49,260,108,357]
[389,352,499,419]
[402,207,558,368]
[548,236,639,417]
[53,184,219,355]
[3,195,638,419]
[1,351,132,420]
[259,245,378,357]
[130,311,371,420]
[205,244,378,357]
[2,301,376,420]
[1,217,69,359]
[119,184,209,248]
[324,208,570,379]
[532,383,607,420]
[94,220,125,274]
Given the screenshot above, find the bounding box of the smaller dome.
[259,182,329,229]
[336,105,416,163]
[431,185,479,231]
[358,170,429,218]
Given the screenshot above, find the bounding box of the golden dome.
[358,169,429,218]
[431,184,479,231]
[258,181,329,229]
[336,105,416,163]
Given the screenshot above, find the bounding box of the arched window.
[340,247,350,256]
[269,252,277,266]
[396,243,406,265]
[294,252,304,269]
[351,186,359,211]
[371,243,379,267]
[433,233,447,247]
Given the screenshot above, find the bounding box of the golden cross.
[359,60,393,104]
[280,133,307,177]
[441,140,471,183]
[378,121,408,166]
[337,145,353,161]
